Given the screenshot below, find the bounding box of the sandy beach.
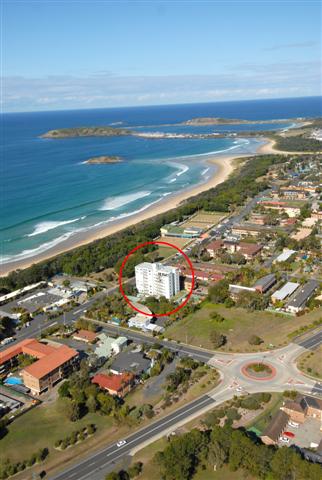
[0,138,282,276]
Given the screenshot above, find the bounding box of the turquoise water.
[1,96,321,265]
[5,377,23,385]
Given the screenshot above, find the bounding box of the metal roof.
[272,282,300,301]
[286,280,319,309]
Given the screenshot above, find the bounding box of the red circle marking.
[241,362,277,381]
[118,240,195,317]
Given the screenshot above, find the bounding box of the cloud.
[2,60,321,112]
[263,40,318,51]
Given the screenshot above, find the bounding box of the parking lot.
[279,418,322,449]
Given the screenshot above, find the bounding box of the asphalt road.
[296,330,322,350]
[50,394,216,480]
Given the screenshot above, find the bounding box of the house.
[206,240,224,257]
[271,282,300,303]
[109,351,151,376]
[286,280,320,314]
[73,329,97,343]
[248,213,268,225]
[260,410,289,445]
[253,274,276,294]
[238,242,262,260]
[91,372,134,397]
[94,334,127,359]
[128,314,152,330]
[280,395,322,422]
[231,224,276,238]
[273,249,296,264]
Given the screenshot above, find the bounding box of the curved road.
[49,328,322,480]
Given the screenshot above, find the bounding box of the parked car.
[283,431,295,438]
[279,436,290,444]
[288,420,299,428]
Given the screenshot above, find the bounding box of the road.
[48,327,322,480]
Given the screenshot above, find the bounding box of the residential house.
[91,372,134,397]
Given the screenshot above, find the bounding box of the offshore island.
[84,155,123,164]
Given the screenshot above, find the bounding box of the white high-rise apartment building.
[135,262,180,300]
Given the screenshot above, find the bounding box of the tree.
[60,398,81,422]
[248,335,263,345]
[209,331,226,349]
[97,392,117,416]
[128,462,143,478]
[86,395,98,413]
[207,280,229,304]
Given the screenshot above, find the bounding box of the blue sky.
[2,0,321,112]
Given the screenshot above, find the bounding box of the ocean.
[1,96,321,266]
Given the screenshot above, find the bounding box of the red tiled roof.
[0,338,45,365]
[207,240,223,251]
[22,340,56,358]
[73,329,97,342]
[92,372,134,393]
[22,345,78,380]
[238,242,262,256]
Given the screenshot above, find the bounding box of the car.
[283,431,295,438]
[236,387,243,392]
[116,440,127,448]
[287,420,299,428]
[279,437,290,444]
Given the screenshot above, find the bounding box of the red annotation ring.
[118,240,195,317]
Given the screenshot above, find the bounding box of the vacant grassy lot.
[0,400,113,464]
[297,345,322,380]
[166,302,322,351]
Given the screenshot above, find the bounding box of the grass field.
[165,302,322,351]
[183,211,225,229]
[297,345,322,380]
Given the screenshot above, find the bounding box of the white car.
[116,440,127,448]
[236,387,243,392]
[288,420,299,428]
[279,437,289,444]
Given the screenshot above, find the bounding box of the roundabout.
[241,361,277,381]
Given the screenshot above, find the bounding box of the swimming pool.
[5,376,23,385]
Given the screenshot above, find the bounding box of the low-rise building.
[91,372,134,397]
[160,224,204,238]
[281,395,322,422]
[128,314,152,330]
[73,329,97,343]
[94,334,127,359]
[253,274,276,293]
[260,410,289,446]
[271,282,300,303]
[273,249,296,264]
[109,351,151,376]
[286,280,320,314]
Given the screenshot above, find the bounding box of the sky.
[1,0,321,112]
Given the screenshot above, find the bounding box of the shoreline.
[0,137,284,276]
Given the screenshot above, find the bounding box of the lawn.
[165,302,322,351]
[297,345,322,380]
[0,400,113,464]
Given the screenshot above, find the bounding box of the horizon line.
[3,94,322,116]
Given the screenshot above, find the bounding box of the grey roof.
[300,395,322,411]
[254,274,276,288]
[110,351,151,375]
[261,410,289,441]
[286,280,319,310]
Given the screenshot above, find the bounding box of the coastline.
[0,138,280,276]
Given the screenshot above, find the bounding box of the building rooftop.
[261,410,289,442]
[23,345,78,380]
[110,351,151,375]
[274,249,296,263]
[91,372,134,393]
[238,242,262,256]
[0,338,56,366]
[286,280,319,310]
[272,282,300,301]
[254,273,276,288]
[73,329,97,342]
